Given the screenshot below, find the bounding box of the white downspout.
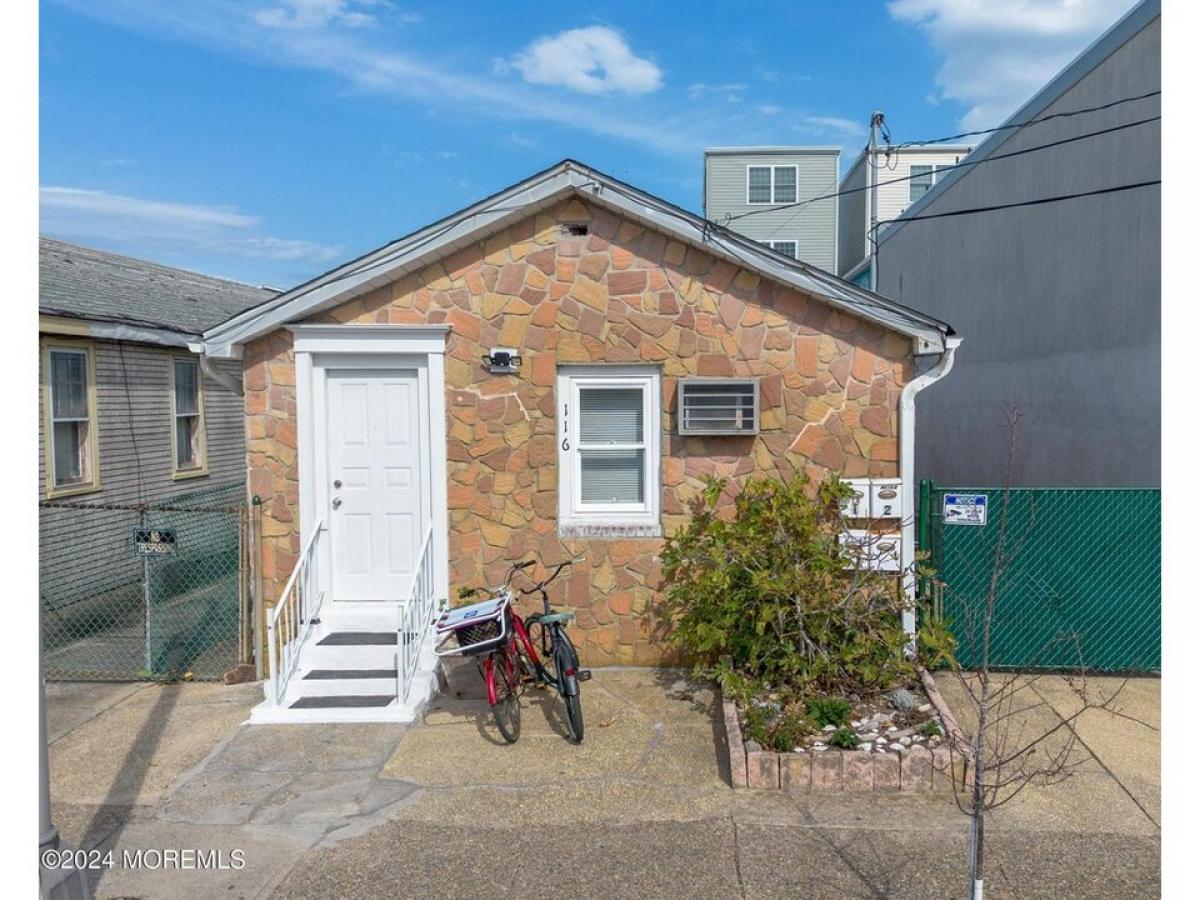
[188,342,244,396]
[899,335,962,637]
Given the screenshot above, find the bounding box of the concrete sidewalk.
[46,671,1160,899]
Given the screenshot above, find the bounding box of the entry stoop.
[248,605,440,724]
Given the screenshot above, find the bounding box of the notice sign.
[133,528,177,556]
[943,494,988,526]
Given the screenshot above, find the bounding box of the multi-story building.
[703,147,840,272]
[837,145,973,287]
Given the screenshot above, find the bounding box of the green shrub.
[919,719,942,738]
[807,696,851,728]
[916,615,958,670]
[744,705,810,752]
[829,727,859,749]
[661,475,914,701]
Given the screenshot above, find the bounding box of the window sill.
[172,467,210,481]
[558,520,662,540]
[44,481,102,500]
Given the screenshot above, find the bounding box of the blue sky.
[39,0,1136,287]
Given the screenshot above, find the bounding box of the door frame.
[289,325,450,609]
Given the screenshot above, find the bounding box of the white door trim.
[291,325,450,608]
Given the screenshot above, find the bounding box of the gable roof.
[200,160,953,359]
[40,237,277,344]
[878,0,1159,247]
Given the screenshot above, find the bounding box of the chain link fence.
[40,481,251,681]
[919,483,1160,673]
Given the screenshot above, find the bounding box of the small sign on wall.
[943,494,988,526]
[133,528,177,556]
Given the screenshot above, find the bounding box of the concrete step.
[290,694,396,709]
[293,669,397,697]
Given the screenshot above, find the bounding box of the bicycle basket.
[434,595,509,657]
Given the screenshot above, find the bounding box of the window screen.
[747,166,772,203]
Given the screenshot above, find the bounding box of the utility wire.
[889,89,1160,150]
[872,179,1160,228]
[727,115,1160,225]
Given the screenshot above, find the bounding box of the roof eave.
[203,161,950,358]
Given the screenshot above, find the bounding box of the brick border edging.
[719,669,974,793]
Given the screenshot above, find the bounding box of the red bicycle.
[434,559,589,744]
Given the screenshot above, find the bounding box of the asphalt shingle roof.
[39,237,277,336]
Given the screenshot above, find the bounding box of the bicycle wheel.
[553,629,584,744]
[488,647,521,743]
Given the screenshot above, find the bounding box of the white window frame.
[43,340,101,497]
[746,165,800,205]
[767,240,797,259]
[909,164,935,202]
[170,354,208,479]
[556,366,661,536]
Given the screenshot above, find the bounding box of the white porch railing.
[266,518,325,706]
[397,525,439,703]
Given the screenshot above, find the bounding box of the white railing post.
[397,526,438,704]
[266,518,325,707]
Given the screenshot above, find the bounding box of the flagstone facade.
[244,198,914,665]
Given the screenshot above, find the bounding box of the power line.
[727,114,1160,226]
[873,179,1160,228]
[889,89,1160,151]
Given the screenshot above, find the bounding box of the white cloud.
[889,0,1138,129]
[756,104,781,116]
[510,26,662,95]
[48,2,784,158]
[688,82,747,102]
[800,115,865,138]
[40,186,341,263]
[254,0,381,30]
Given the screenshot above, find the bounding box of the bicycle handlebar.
[516,558,576,594]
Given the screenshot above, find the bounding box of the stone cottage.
[198,160,957,722]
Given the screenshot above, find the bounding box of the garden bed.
[722,669,973,793]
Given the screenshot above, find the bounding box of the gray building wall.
[38,338,246,608]
[704,148,840,272]
[875,15,1160,488]
[838,157,868,277]
[39,338,245,502]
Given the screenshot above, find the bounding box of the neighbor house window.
[909,165,934,201]
[767,241,797,259]
[171,356,207,476]
[747,165,799,204]
[557,367,661,535]
[45,343,99,495]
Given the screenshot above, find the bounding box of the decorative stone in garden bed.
[721,668,974,793]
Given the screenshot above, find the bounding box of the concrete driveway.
[46,671,1159,899]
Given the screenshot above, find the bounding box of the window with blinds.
[172,356,207,475]
[678,378,759,435]
[557,367,661,532]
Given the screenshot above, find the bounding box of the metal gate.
[39,482,252,681]
[918,482,1160,673]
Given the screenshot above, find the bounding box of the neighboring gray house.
[875,0,1160,487]
[837,144,973,287]
[704,147,840,271]
[38,238,276,503]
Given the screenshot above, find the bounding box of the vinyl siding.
[837,157,867,276]
[39,338,246,503]
[704,150,839,271]
[875,15,1160,487]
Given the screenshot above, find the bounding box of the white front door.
[325,368,424,601]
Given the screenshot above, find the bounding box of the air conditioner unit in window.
[677,378,759,435]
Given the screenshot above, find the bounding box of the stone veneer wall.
[244,198,914,666]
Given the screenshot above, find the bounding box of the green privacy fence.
[40,481,251,681]
[918,482,1160,673]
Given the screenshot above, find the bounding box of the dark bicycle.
[433,559,589,744]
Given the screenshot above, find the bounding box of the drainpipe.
[188,343,244,396]
[899,335,962,639]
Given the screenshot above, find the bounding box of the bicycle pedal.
[576,669,592,682]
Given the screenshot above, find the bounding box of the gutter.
[899,335,962,637]
[188,342,244,396]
